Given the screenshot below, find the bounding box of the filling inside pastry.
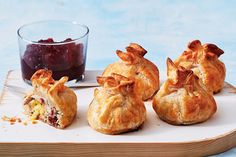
[23,95,62,127]
[23,69,77,129]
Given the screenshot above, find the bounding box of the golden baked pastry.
[102,43,159,101]
[152,58,217,125]
[23,69,77,129]
[87,73,146,134]
[175,40,226,94]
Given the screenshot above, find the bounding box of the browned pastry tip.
[31,69,69,92]
[126,43,147,57]
[167,57,177,72]
[97,73,134,94]
[167,58,195,87]
[31,69,54,83]
[203,43,224,57]
[30,69,55,90]
[97,76,117,87]
[167,57,189,72]
[116,50,136,64]
[183,72,198,92]
[183,40,224,60]
[49,76,69,93]
[187,40,202,51]
[110,73,130,81]
[116,43,147,64]
[97,73,134,87]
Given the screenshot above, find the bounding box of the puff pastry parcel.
[175,40,226,94]
[153,58,217,125]
[87,73,146,134]
[103,43,159,100]
[23,69,77,129]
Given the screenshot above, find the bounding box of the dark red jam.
[21,38,86,82]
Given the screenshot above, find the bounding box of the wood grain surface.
[1,133,236,157]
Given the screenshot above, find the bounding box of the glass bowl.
[17,20,89,84]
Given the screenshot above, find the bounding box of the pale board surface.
[0,70,236,143]
[0,70,236,157]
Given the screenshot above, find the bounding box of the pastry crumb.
[1,115,22,125]
[23,121,28,126]
[32,120,37,124]
[1,115,39,126]
[17,118,22,123]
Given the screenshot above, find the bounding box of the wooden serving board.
[0,70,236,157]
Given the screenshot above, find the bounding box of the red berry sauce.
[21,38,86,82]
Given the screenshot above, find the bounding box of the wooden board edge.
[0,123,235,157]
[0,129,236,157]
[224,82,236,93]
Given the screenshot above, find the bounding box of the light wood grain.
[1,132,236,157]
[0,70,236,157]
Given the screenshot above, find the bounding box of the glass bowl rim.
[17,20,89,46]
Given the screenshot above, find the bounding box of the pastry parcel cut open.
[23,69,77,129]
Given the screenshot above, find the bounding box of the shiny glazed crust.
[102,43,160,101]
[87,73,146,134]
[152,58,217,125]
[175,40,226,94]
[24,69,77,129]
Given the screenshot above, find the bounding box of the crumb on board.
[23,121,28,126]
[17,118,22,123]
[1,115,39,126]
[1,115,22,125]
[32,120,37,124]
